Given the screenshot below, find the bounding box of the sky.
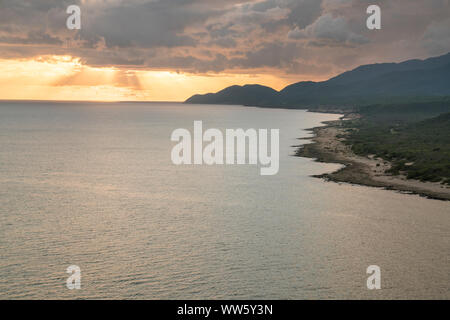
[0,0,449,101]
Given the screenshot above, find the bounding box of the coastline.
[295,115,450,201]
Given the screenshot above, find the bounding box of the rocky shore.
[295,117,450,201]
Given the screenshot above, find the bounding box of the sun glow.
[0,55,296,102]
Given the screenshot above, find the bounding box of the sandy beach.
[296,116,450,201]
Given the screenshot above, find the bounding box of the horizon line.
[0,99,185,104]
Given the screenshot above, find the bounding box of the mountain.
[185,84,280,106]
[185,52,450,107]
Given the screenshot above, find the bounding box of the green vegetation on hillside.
[342,101,450,185]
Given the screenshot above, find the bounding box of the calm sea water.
[0,101,448,299]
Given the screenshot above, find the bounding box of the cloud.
[288,13,369,45]
[230,42,299,69]
[422,18,450,55]
[0,0,448,79]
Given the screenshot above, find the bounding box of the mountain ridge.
[185,52,450,108]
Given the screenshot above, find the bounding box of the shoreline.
[295,115,450,201]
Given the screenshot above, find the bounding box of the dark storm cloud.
[0,0,449,77]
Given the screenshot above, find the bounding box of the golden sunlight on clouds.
[0,56,297,102]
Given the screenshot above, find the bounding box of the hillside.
[185,52,450,107]
[344,102,450,184]
[185,84,280,107]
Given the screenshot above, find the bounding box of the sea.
[0,101,448,299]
